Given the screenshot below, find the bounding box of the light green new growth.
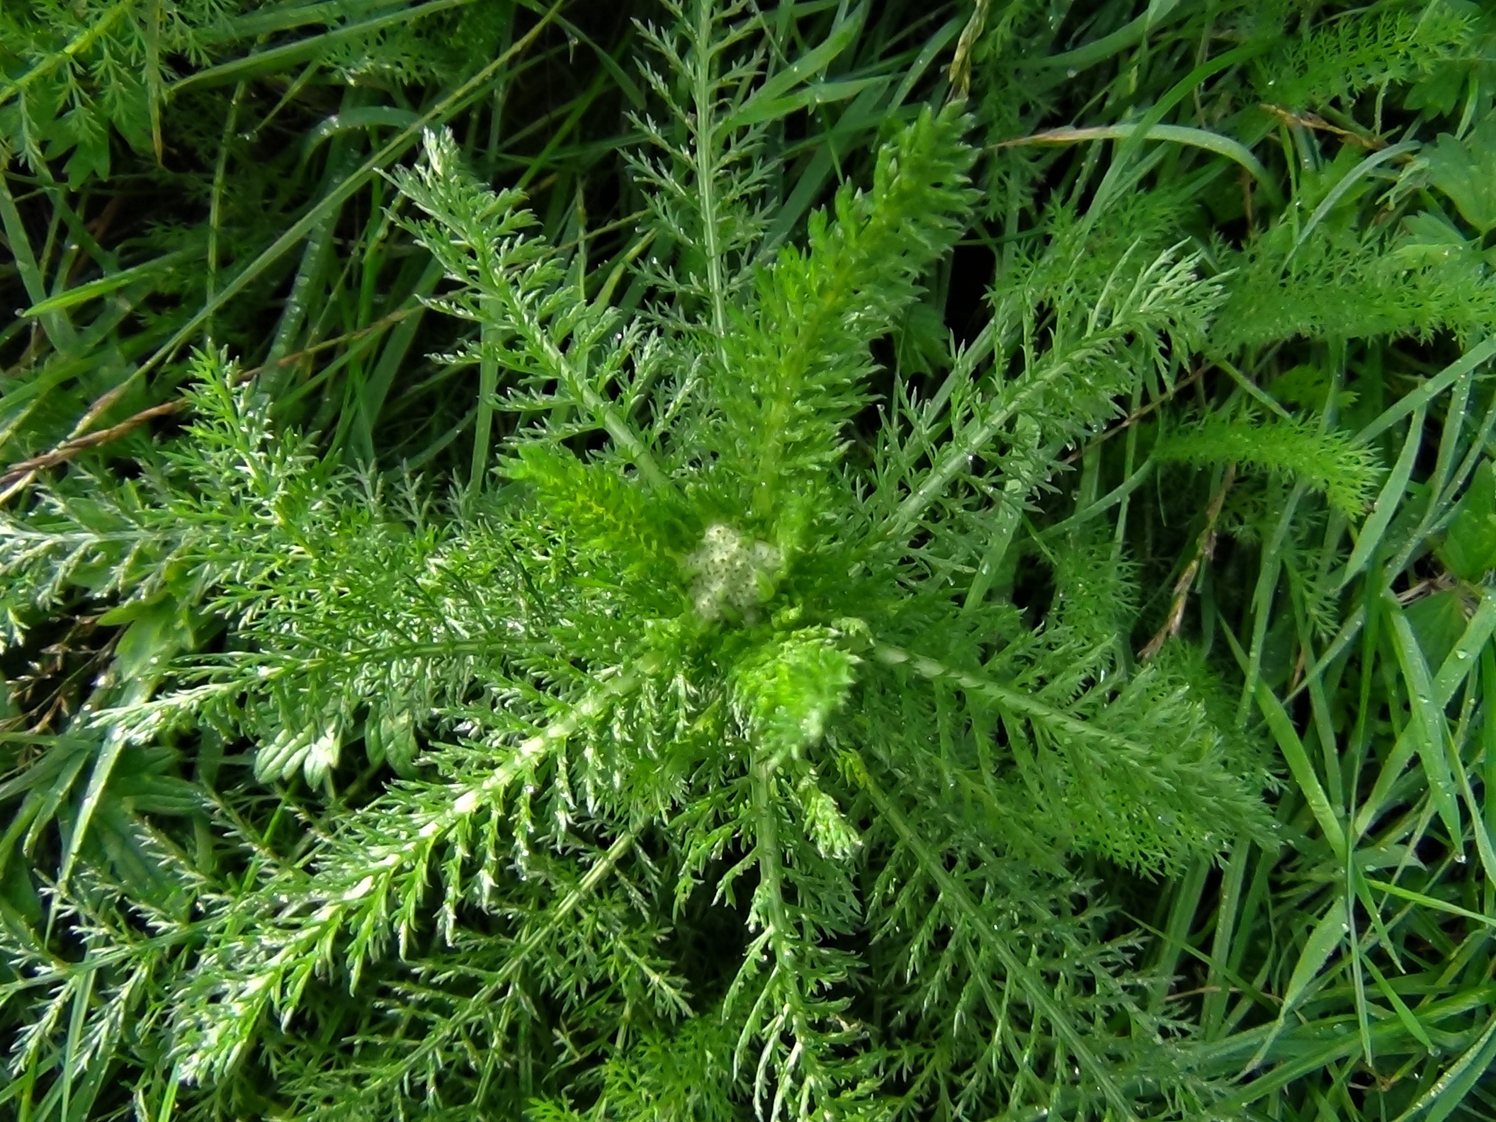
[1257,0,1474,109]
[1158,412,1382,516]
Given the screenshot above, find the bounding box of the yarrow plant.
[0,3,1278,1114]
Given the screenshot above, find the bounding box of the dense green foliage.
[3,1,1496,1119]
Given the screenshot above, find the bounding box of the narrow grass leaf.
[1253,679,1346,859]
[1391,1010,1496,1122]
[1432,588,1496,701]
[1005,123,1279,204]
[1387,601,1463,850]
[1356,338,1496,444]
[1365,878,1496,929]
[1339,407,1423,589]
[724,5,866,130]
[1247,893,1348,1072]
[1361,954,1435,1052]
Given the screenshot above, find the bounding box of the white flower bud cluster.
[686,523,782,621]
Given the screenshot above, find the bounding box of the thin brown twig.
[1140,462,1236,661]
[2,400,185,488]
[1259,103,1386,150]
[2,207,657,497]
[1396,570,1459,607]
[1061,364,1208,467]
[1286,641,1308,695]
[0,306,416,501]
